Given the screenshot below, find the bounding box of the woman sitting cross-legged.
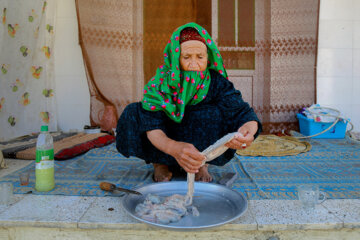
[116,22,262,182]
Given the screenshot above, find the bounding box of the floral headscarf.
[142,22,228,123]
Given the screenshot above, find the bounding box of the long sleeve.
[116,71,262,165]
[116,102,167,158]
[138,106,167,133]
[208,70,262,138]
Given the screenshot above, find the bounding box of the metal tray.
[122,181,248,231]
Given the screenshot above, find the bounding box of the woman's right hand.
[169,141,205,173]
[146,129,205,173]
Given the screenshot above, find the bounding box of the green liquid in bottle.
[35,167,55,192]
[35,148,55,192]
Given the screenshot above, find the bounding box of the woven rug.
[0,136,359,200]
[236,135,311,157]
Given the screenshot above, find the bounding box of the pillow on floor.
[55,134,115,160]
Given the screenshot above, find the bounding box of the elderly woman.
[116,23,261,182]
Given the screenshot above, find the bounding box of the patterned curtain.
[264,0,319,133]
[75,0,144,131]
[0,0,56,141]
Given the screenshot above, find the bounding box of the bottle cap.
[41,125,48,132]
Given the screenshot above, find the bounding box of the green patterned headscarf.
[142,22,228,123]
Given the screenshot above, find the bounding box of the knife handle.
[99,182,116,191]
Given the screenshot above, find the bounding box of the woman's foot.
[195,164,212,182]
[153,163,173,182]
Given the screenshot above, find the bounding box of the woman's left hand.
[225,121,258,150]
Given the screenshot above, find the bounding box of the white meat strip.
[185,173,195,206]
[135,192,198,224]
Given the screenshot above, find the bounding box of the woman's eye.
[183,56,189,60]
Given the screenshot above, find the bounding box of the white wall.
[54,0,90,132]
[317,0,360,132]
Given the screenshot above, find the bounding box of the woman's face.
[180,40,208,71]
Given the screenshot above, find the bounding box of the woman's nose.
[189,60,198,67]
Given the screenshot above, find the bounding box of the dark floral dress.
[116,69,262,167]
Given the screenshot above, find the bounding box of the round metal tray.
[122,181,248,231]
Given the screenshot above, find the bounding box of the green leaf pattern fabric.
[142,22,228,123]
[0,0,56,141]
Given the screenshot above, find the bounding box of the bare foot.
[195,164,212,182]
[153,163,173,182]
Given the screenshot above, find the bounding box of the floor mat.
[236,135,311,156]
[0,136,359,200]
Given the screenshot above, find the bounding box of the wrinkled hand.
[170,141,205,173]
[225,121,258,150]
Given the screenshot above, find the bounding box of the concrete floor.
[0,158,359,240]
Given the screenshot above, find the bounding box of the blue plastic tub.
[296,113,347,138]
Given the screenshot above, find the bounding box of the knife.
[99,182,142,195]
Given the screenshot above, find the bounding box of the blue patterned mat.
[1,136,359,200]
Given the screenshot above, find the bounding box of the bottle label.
[36,149,54,169]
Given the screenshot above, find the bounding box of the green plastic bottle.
[35,125,55,192]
